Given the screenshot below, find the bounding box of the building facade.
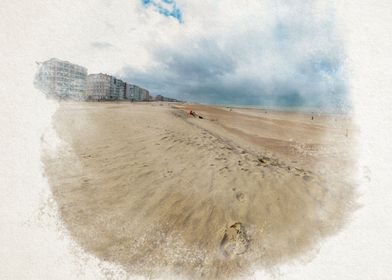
[154,94,178,102]
[140,88,150,101]
[86,74,126,100]
[34,58,87,99]
[113,78,125,100]
[34,57,152,102]
[154,95,164,101]
[86,73,112,100]
[125,84,150,101]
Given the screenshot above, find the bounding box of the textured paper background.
[1,0,391,279]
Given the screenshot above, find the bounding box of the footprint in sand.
[235,192,245,202]
[82,154,92,159]
[220,222,249,257]
[303,175,313,181]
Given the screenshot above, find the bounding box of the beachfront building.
[124,84,132,100]
[113,78,126,100]
[154,94,179,102]
[140,88,150,101]
[125,84,150,101]
[154,95,164,101]
[34,57,153,102]
[34,58,87,99]
[86,74,126,100]
[86,73,112,100]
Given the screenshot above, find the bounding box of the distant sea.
[197,102,352,115]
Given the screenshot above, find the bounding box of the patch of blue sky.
[274,22,290,41]
[313,60,336,74]
[142,0,183,23]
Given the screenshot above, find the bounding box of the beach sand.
[43,101,357,279]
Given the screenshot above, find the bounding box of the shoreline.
[51,96,352,116]
[186,102,352,116]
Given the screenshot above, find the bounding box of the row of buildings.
[35,58,151,101]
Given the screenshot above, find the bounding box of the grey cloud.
[156,39,236,82]
[120,6,349,111]
[91,41,114,49]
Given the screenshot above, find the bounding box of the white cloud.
[120,0,347,109]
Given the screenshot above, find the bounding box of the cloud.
[90,41,114,49]
[119,1,348,111]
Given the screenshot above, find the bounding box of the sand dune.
[43,102,357,279]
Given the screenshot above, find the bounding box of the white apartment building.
[86,73,113,100]
[87,74,126,100]
[35,58,87,99]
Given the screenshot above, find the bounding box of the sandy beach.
[43,101,357,279]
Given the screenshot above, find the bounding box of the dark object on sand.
[189,110,204,119]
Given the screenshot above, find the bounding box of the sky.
[117,0,348,110]
[25,0,348,110]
